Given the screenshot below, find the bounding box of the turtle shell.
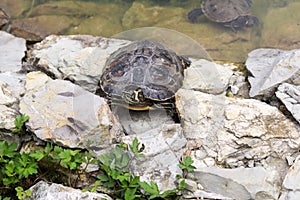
[201,0,252,23]
[100,40,190,110]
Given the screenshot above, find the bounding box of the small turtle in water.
[188,0,259,32]
[100,40,191,110]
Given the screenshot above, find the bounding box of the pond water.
[1,0,300,62]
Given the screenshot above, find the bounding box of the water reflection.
[0,0,299,62]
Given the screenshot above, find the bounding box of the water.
[1,0,300,62]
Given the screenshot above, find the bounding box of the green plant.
[12,114,29,133]
[89,138,191,200]
[2,115,198,200]
[0,196,11,200]
[179,156,196,175]
[15,186,32,200]
[139,181,178,199]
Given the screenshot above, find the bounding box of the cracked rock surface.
[2,31,300,199]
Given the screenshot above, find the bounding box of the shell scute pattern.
[100,40,190,110]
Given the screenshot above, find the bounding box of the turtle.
[100,40,191,111]
[188,0,259,32]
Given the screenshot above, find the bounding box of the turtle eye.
[110,62,128,77]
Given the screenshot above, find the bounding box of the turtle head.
[244,16,259,27]
[122,86,145,105]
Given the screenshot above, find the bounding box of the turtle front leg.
[188,8,204,23]
[228,15,260,32]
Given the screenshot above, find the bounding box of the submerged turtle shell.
[201,0,252,23]
[100,40,189,109]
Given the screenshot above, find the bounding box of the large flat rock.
[20,71,123,151]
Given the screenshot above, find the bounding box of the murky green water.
[1,0,300,62]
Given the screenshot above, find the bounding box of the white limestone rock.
[176,88,300,171]
[182,59,233,94]
[246,48,300,97]
[0,31,26,72]
[20,71,123,151]
[25,180,112,200]
[123,123,186,192]
[190,166,279,199]
[276,83,300,125]
[25,35,131,92]
[0,72,26,130]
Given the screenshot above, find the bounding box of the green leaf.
[178,180,186,190]
[128,176,140,188]
[44,143,53,154]
[125,188,137,200]
[97,174,110,182]
[3,177,18,185]
[139,181,159,195]
[12,114,29,133]
[15,186,32,199]
[179,156,196,172]
[129,138,145,156]
[29,150,45,161]
[68,162,76,170]
[0,141,17,158]
[129,138,139,154]
[52,146,63,159]
[161,190,177,198]
[16,154,38,178]
[5,160,16,176]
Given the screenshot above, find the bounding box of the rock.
[279,191,300,200]
[282,155,300,190]
[25,35,131,93]
[0,72,26,130]
[10,15,78,41]
[123,123,186,192]
[0,31,26,72]
[246,48,300,97]
[279,155,300,200]
[276,83,300,124]
[190,166,279,199]
[25,180,112,200]
[19,71,123,151]
[113,106,174,135]
[182,59,233,94]
[176,89,300,167]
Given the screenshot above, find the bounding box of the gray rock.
[246,48,300,97]
[0,72,26,130]
[20,71,123,151]
[282,155,300,190]
[113,106,174,135]
[25,180,112,200]
[182,59,233,94]
[192,170,251,200]
[25,35,131,92]
[279,191,300,200]
[190,167,279,199]
[0,31,26,72]
[276,83,300,124]
[279,155,300,200]
[123,123,186,192]
[176,89,300,167]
